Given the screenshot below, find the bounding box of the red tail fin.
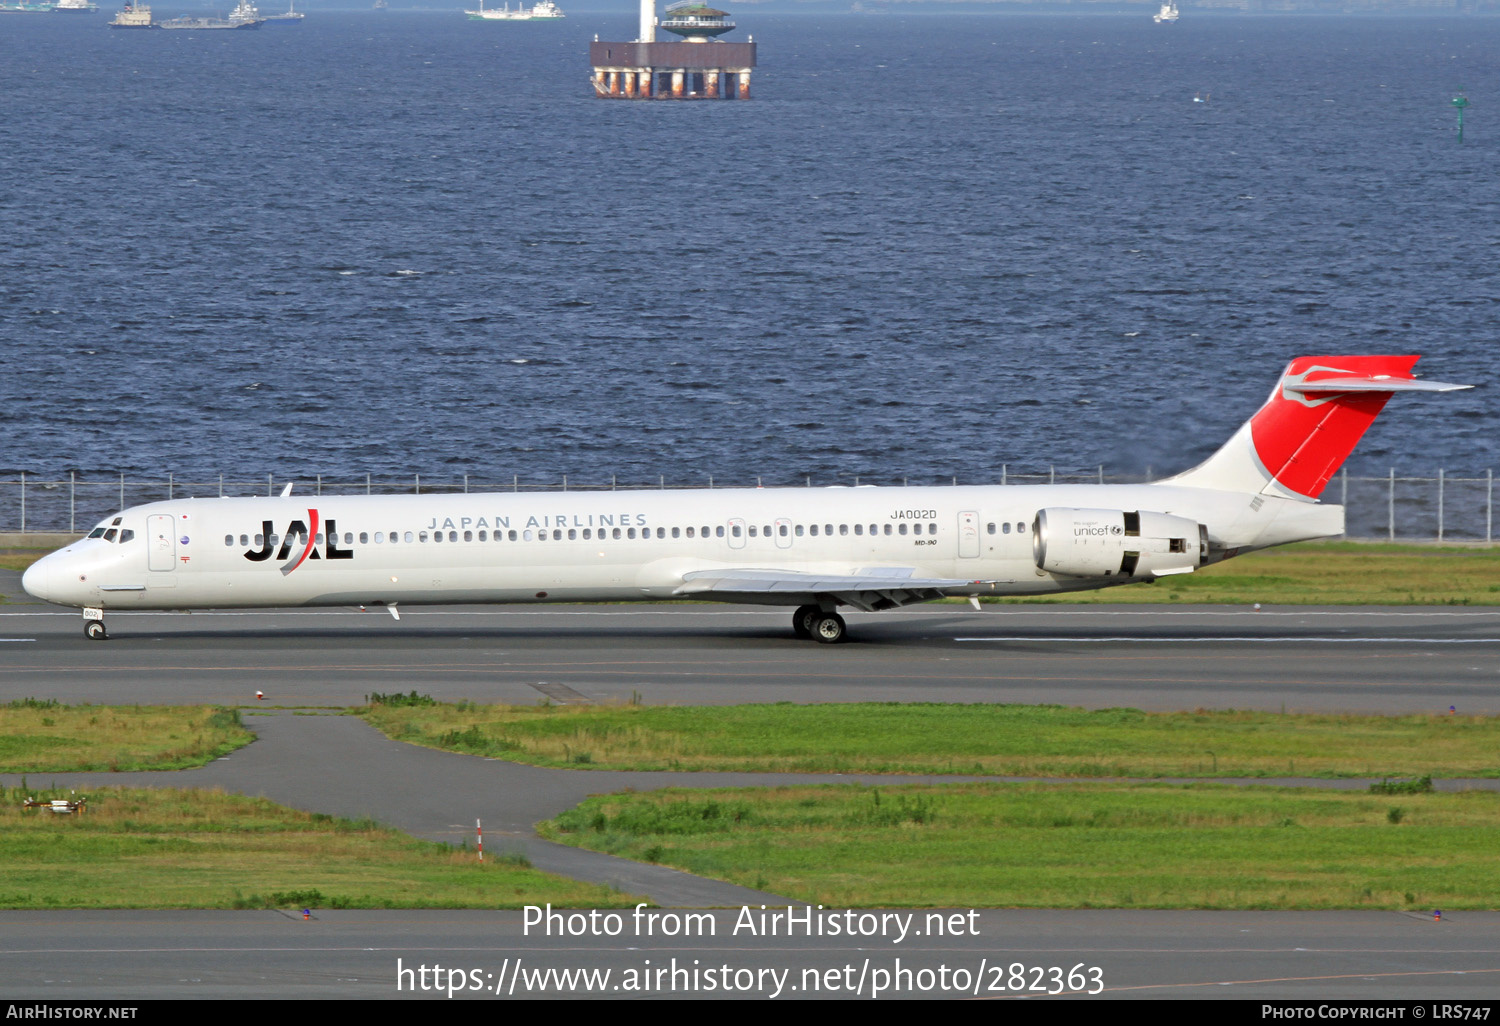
[1163,355,1469,500]
[1249,355,1418,499]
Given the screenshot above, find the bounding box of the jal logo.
[243,509,353,575]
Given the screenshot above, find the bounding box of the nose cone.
[21,557,57,604]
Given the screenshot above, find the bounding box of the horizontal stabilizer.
[1283,376,1471,395]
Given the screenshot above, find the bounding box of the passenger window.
[898,523,908,536]
[433,532,443,544]
[1017,522,1027,533]
[987,523,996,535]
[476,531,485,542]
[809,524,819,537]
[795,525,804,537]
[405,532,414,543]
[732,525,742,538]
[748,525,757,537]
[686,527,695,538]
[779,524,788,537]
[224,535,233,546]
[656,527,666,539]
[854,524,863,536]
[613,528,622,540]
[628,528,636,539]
[672,527,681,539]
[1003,522,1011,534]
[583,528,592,540]
[715,526,724,538]
[420,531,430,543]
[883,524,892,536]
[508,530,518,541]
[701,526,710,538]
[567,528,576,540]
[840,524,848,536]
[270,534,280,547]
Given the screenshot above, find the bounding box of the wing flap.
[675,567,990,611]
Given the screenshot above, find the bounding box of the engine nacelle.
[1032,508,1207,580]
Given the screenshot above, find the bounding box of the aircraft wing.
[674,567,987,611]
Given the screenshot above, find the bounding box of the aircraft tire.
[812,612,846,644]
[793,604,820,639]
[84,620,108,641]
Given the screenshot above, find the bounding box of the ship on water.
[109,0,155,25]
[1153,1,1179,22]
[465,0,564,21]
[262,0,302,22]
[159,0,262,28]
[1,0,101,11]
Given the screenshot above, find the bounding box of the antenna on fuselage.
[279,482,294,497]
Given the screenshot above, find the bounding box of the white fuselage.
[23,481,1342,613]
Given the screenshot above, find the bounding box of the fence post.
[1002,464,1007,486]
[1099,464,1104,485]
[168,472,173,501]
[1050,466,1056,485]
[1438,468,1445,542]
[120,473,125,512]
[563,475,568,492]
[463,474,468,495]
[367,473,371,496]
[19,471,24,533]
[1388,468,1395,541]
[1340,466,1347,508]
[267,473,272,497]
[1488,469,1494,544]
[513,475,518,493]
[317,474,322,497]
[415,474,420,495]
[219,474,224,497]
[70,471,75,534]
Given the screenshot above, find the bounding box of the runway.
[2,595,1497,715]
[4,575,1500,999]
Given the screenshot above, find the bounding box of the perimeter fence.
[1,468,1494,543]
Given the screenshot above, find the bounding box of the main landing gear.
[83,607,108,641]
[792,604,847,644]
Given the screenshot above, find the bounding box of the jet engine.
[1032,508,1207,579]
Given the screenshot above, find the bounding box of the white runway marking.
[956,636,1500,644]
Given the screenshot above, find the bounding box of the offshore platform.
[589,0,756,100]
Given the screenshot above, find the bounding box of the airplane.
[22,355,1470,643]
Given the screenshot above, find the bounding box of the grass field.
[540,781,1500,909]
[0,701,254,772]
[0,784,637,910]
[362,700,1500,779]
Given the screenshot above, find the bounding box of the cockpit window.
[103,529,118,542]
[88,528,107,539]
[119,529,134,543]
[111,517,122,526]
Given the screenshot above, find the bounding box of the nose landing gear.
[82,607,108,641]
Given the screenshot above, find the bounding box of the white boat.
[262,0,302,21]
[1153,1,1178,22]
[227,0,259,22]
[465,0,564,21]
